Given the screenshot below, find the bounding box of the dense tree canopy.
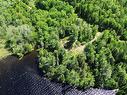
[1,0,127,94]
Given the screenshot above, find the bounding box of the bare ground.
[69,32,103,54]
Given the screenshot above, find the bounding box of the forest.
[0,0,127,94]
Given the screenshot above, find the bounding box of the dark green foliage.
[39,49,95,88]
[0,0,96,88]
[0,0,97,56]
[65,0,127,35]
[76,18,98,42]
[113,63,127,95]
[85,30,127,93]
[1,0,127,94]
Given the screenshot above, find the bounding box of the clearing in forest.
[69,32,103,54]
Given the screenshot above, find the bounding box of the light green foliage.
[0,0,96,56]
[39,49,95,88]
[85,30,127,94]
[5,25,37,57]
[65,0,127,36]
[1,0,127,94]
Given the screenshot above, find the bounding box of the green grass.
[0,39,10,59]
[0,48,10,58]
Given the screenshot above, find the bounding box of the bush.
[1,0,127,94]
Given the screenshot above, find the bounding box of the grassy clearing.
[0,39,10,59]
[69,32,103,54]
[59,32,103,55]
[0,48,10,58]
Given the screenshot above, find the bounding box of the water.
[0,51,42,95]
[0,51,117,95]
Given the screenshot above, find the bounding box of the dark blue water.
[0,51,117,95]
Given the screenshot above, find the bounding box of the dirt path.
[69,32,103,54]
[59,37,69,47]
